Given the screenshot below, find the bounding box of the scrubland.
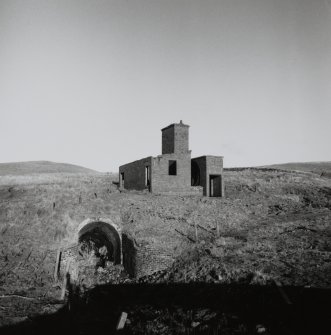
[0,163,330,332]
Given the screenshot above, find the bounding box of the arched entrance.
[77,218,122,266]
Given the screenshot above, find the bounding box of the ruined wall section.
[151,153,200,195]
[119,157,152,191]
[134,238,185,278]
[161,125,175,154]
[174,124,189,154]
[206,156,224,197]
[192,156,224,196]
[205,156,223,173]
[162,122,189,155]
[136,244,175,278]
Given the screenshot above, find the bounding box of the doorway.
[191,161,200,186]
[145,166,150,190]
[120,172,125,189]
[209,175,222,197]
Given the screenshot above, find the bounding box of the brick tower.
[161,120,190,154]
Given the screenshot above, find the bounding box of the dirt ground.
[0,167,330,332]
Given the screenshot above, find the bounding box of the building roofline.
[161,120,189,131]
[192,155,224,160]
[119,156,153,169]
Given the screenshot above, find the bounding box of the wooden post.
[216,221,220,238]
[54,249,61,282]
[274,279,292,305]
[117,312,128,330]
[60,260,71,300]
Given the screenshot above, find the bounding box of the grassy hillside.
[262,161,331,175]
[0,161,97,176]
[0,167,330,328]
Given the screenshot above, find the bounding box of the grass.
[261,161,331,175]
[1,161,330,332]
[0,163,330,307]
[0,161,97,176]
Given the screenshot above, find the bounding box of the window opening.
[169,160,177,175]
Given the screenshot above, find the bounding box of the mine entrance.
[78,221,122,267]
[209,175,222,197]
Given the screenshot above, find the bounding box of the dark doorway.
[191,161,200,186]
[169,160,177,175]
[120,172,124,189]
[145,166,150,189]
[209,175,222,197]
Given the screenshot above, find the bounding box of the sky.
[0,0,330,172]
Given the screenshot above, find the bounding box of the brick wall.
[206,156,224,197]
[191,156,224,196]
[118,123,224,197]
[119,157,152,191]
[135,242,177,278]
[174,124,189,154]
[59,244,79,280]
[119,154,200,195]
[162,123,189,155]
[58,238,178,280]
[192,156,207,195]
[151,153,193,194]
[161,125,175,154]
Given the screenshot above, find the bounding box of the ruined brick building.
[119,121,224,197]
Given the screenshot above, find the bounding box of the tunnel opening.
[78,221,122,268]
[61,219,139,289]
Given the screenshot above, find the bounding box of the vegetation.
[0,161,330,331]
[261,161,331,175]
[0,161,97,176]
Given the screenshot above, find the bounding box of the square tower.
[161,120,190,154]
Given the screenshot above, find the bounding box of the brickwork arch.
[77,218,122,265]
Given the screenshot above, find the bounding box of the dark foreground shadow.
[1,283,330,334]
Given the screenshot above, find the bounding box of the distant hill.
[262,161,331,175]
[0,161,97,176]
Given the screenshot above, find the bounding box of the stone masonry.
[119,121,224,197]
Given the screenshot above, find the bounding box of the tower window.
[169,160,177,175]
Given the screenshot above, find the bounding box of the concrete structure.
[119,121,224,197]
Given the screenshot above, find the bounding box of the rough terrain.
[0,161,97,176]
[0,162,330,333]
[261,161,331,175]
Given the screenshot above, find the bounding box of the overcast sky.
[1,0,330,172]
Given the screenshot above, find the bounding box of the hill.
[0,161,97,176]
[261,161,331,175]
[0,167,330,331]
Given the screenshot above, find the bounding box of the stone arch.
[77,218,122,265]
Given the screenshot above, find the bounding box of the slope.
[0,161,97,176]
